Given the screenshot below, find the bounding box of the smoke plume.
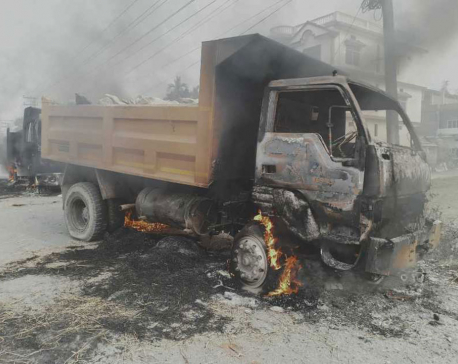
[397,0,458,50]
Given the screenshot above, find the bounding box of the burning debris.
[254,211,302,297]
[7,165,16,183]
[124,212,168,233]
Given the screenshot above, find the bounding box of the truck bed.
[41,34,336,190]
[41,104,212,187]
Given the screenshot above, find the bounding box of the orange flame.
[124,211,169,233]
[254,211,302,296]
[7,166,16,182]
[267,256,302,296]
[254,212,282,270]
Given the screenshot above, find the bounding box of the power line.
[143,0,290,95]
[75,0,143,57]
[35,0,145,94]
[98,0,197,69]
[80,0,233,95]
[241,0,294,34]
[136,0,245,77]
[39,0,169,94]
[78,0,168,71]
[125,0,236,77]
[118,0,219,76]
[361,0,382,13]
[88,0,283,96]
[58,0,197,95]
[218,0,286,38]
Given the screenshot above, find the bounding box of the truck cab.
[238,75,441,285]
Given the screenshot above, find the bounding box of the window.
[349,82,417,149]
[345,36,364,67]
[346,45,360,66]
[274,88,359,158]
[448,120,458,128]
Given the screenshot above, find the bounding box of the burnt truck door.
[349,82,431,235]
[255,81,368,226]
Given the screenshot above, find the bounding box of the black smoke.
[397,0,458,50]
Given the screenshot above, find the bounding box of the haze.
[0,0,457,121]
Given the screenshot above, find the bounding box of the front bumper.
[365,220,442,276]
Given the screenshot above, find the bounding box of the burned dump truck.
[40,34,441,292]
[7,107,63,188]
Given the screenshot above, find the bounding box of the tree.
[165,76,190,101]
[190,86,199,99]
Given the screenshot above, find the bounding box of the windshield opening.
[274,88,360,159]
[349,82,421,150]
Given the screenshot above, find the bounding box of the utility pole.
[23,95,38,108]
[362,0,399,144]
[381,0,399,144]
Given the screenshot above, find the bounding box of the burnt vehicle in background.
[39,35,441,292]
[6,107,62,190]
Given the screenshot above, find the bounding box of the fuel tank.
[135,188,217,235]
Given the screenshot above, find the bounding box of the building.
[270,11,427,147]
[422,89,458,167]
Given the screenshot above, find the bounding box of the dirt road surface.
[0,178,458,364]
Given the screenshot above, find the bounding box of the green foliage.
[165,76,190,101]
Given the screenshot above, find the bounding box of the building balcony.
[270,25,295,38]
[312,11,383,34]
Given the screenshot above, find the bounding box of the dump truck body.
[42,104,208,186]
[41,35,337,194]
[41,34,440,290]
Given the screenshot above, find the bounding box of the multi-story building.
[422,89,458,166]
[270,11,427,147]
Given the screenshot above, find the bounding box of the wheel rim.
[71,198,89,231]
[232,236,268,287]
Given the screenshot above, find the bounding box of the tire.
[64,182,107,241]
[107,199,125,233]
[229,223,281,294]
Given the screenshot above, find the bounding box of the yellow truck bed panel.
[41,104,213,187]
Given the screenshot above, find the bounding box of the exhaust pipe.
[135,188,217,235]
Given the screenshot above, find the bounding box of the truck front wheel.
[64,182,107,241]
[230,223,273,293]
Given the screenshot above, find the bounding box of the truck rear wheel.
[230,223,278,293]
[64,182,107,241]
[107,199,125,233]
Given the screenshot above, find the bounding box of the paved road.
[0,194,71,266]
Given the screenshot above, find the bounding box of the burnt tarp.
[205,34,340,199]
